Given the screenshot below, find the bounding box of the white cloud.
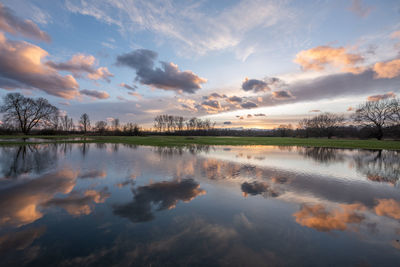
[65,0,292,57]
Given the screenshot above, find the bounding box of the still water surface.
[0,144,400,266]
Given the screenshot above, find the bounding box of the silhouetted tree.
[79,113,91,133]
[299,113,344,138]
[353,99,394,140]
[61,115,74,131]
[390,98,400,125]
[95,120,107,133]
[0,93,58,134]
[112,118,120,131]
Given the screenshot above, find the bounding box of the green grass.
[0,135,399,150]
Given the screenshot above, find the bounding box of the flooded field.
[0,143,399,266]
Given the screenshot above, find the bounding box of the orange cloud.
[374,199,400,220]
[294,46,364,74]
[200,99,227,113]
[78,169,107,179]
[373,59,400,79]
[0,168,78,227]
[0,32,79,99]
[367,92,396,101]
[44,188,110,216]
[47,54,113,82]
[390,31,400,40]
[293,203,366,232]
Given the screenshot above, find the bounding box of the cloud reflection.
[114,179,206,223]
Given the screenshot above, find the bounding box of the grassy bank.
[0,135,399,150]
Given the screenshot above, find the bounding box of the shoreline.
[0,135,399,150]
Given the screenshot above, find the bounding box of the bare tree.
[154,115,163,132]
[0,93,58,134]
[353,99,394,140]
[177,116,184,131]
[298,113,344,138]
[79,113,91,133]
[112,118,120,131]
[61,115,74,132]
[95,120,107,133]
[390,98,400,125]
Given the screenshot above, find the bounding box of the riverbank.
[0,135,399,150]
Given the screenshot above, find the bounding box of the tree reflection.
[0,144,58,178]
[354,150,400,185]
[297,147,344,164]
[153,145,212,157]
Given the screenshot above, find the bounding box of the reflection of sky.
[200,146,368,181]
[0,144,400,266]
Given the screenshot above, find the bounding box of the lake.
[0,143,399,266]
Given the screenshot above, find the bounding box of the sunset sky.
[0,0,400,129]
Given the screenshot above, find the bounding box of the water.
[0,143,399,266]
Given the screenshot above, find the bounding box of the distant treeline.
[0,93,141,136]
[1,93,400,139]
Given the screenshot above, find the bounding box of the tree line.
[153,115,215,132]
[274,98,400,140]
[0,93,141,135]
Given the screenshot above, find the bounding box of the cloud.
[44,188,110,216]
[240,101,258,109]
[0,3,50,42]
[120,83,137,91]
[293,203,366,232]
[87,67,113,82]
[373,59,400,79]
[65,0,289,56]
[227,96,243,104]
[200,100,225,113]
[241,181,279,198]
[0,168,77,227]
[47,54,113,82]
[241,181,268,197]
[0,33,79,99]
[348,0,373,18]
[285,69,400,104]
[391,31,400,40]
[253,113,266,116]
[294,46,364,74]
[242,78,270,92]
[367,92,396,101]
[78,169,107,179]
[116,49,206,93]
[0,226,46,255]
[223,121,232,125]
[203,92,226,100]
[374,199,400,220]
[309,109,321,113]
[271,90,294,100]
[113,179,206,223]
[128,91,142,99]
[80,89,110,99]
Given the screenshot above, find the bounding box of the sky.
[0,0,400,129]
